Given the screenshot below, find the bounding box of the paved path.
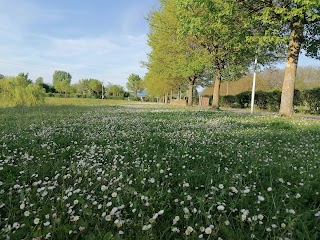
[219,107,320,120]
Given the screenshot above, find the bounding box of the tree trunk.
[212,69,222,109]
[187,77,196,106]
[279,22,304,116]
[164,93,168,104]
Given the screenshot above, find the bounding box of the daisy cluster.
[0,106,319,239]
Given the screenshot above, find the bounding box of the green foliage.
[303,88,320,112]
[75,79,103,98]
[235,91,251,108]
[126,74,144,96]
[52,70,72,94]
[221,89,305,112]
[145,0,210,97]
[255,91,269,110]
[17,73,32,84]
[266,90,282,112]
[293,89,303,107]
[176,0,267,108]
[220,95,237,108]
[35,77,44,85]
[239,0,320,115]
[106,84,125,97]
[129,96,141,101]
[0,75,45,107]
[89,79,103,95]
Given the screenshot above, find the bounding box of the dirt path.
[219,107,320,120]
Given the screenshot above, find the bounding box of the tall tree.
[52,70,72,97]
[239,0,320,116]
[106,84,125,97]
[126,74,144,96]
[146,0,210,105]
[89,79,103,97]
[77,79,91,97]
[177,0,257,109]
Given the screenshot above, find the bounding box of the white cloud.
[45,36,120,57]
[0,1,152,87]
[0,32,151,86]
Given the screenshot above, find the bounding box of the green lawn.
[0,103,319,239]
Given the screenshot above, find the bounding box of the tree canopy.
[74,79,103,98]
[145,0,319,113]
[145,0,273,107]
[106,84,125,97]
[145,0,211,105]
[52,70,72,96]
[0,73,45,106]
[238,0,320,115]
[126,74,144,96]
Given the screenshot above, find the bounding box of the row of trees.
[0,71,146,106]
[50,71,144,98]
[145,0,320,116]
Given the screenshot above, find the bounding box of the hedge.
[303,88,320,112]
[220,88,317,112]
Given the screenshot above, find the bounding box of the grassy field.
[0,100,320,239]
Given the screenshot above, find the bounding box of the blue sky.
[0,0,319,88]
[0,0,158,87]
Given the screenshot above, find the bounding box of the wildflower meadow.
[0,103,320,239]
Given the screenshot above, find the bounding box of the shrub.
[255,91,268,109]
[267,90,281,112]
[303,88,320,112]
[219,89,304,112]
[129,96,141,101]
[235,91,251,108]
[293,89,303,106]
[220,95,236,108]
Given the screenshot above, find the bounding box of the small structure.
[199,87,213,107]
[199,96,210,106]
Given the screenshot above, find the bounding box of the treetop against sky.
[0,0,318,88]
[0,0,158,87]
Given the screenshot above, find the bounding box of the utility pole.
[250,56,258,114]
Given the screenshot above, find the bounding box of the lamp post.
[101,84,104,99]
[250,56,258,114]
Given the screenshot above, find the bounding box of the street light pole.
[250,56,258,114]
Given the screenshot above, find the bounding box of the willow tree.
[239,0,320,116]
[146,0,210,105]
[177,0,257,109]
[0,74,45,107]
